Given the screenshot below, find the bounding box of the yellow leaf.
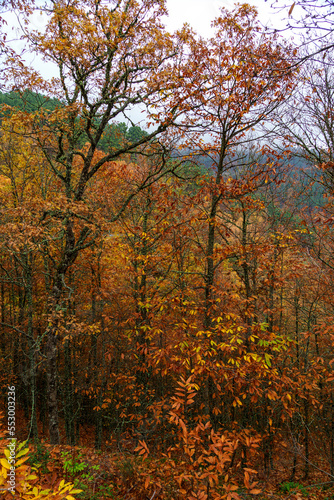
[0,458,10,469]
[16,456,29,466]
[16,447,29,459]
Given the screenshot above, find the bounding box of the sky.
[2,0,294,75]
[163,0,288,35]
[3,0,293,50]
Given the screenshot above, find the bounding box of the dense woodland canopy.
[1,0,334,499]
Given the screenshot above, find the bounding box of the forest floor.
[9,409,334,500]
[22,437,334,499]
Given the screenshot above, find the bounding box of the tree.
[275,0,334,35]
[4,0,190,444]
[275,49,334,165]
[180,4,295,331]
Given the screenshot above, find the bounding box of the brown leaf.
[288,2,295,16]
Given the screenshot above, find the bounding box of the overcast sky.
[16,0,292,73]
[164,0,291,35]
[4,0,292,46]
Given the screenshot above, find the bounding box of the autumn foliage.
[1,0,334,499]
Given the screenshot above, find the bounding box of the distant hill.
[0,90,62,113]
[0,90,150,154]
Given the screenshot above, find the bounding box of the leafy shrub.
[279,482,309,496]
[0,416,82,500]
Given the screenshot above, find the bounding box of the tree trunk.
[46,220,78,444]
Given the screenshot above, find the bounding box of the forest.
[1,0,334,499]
